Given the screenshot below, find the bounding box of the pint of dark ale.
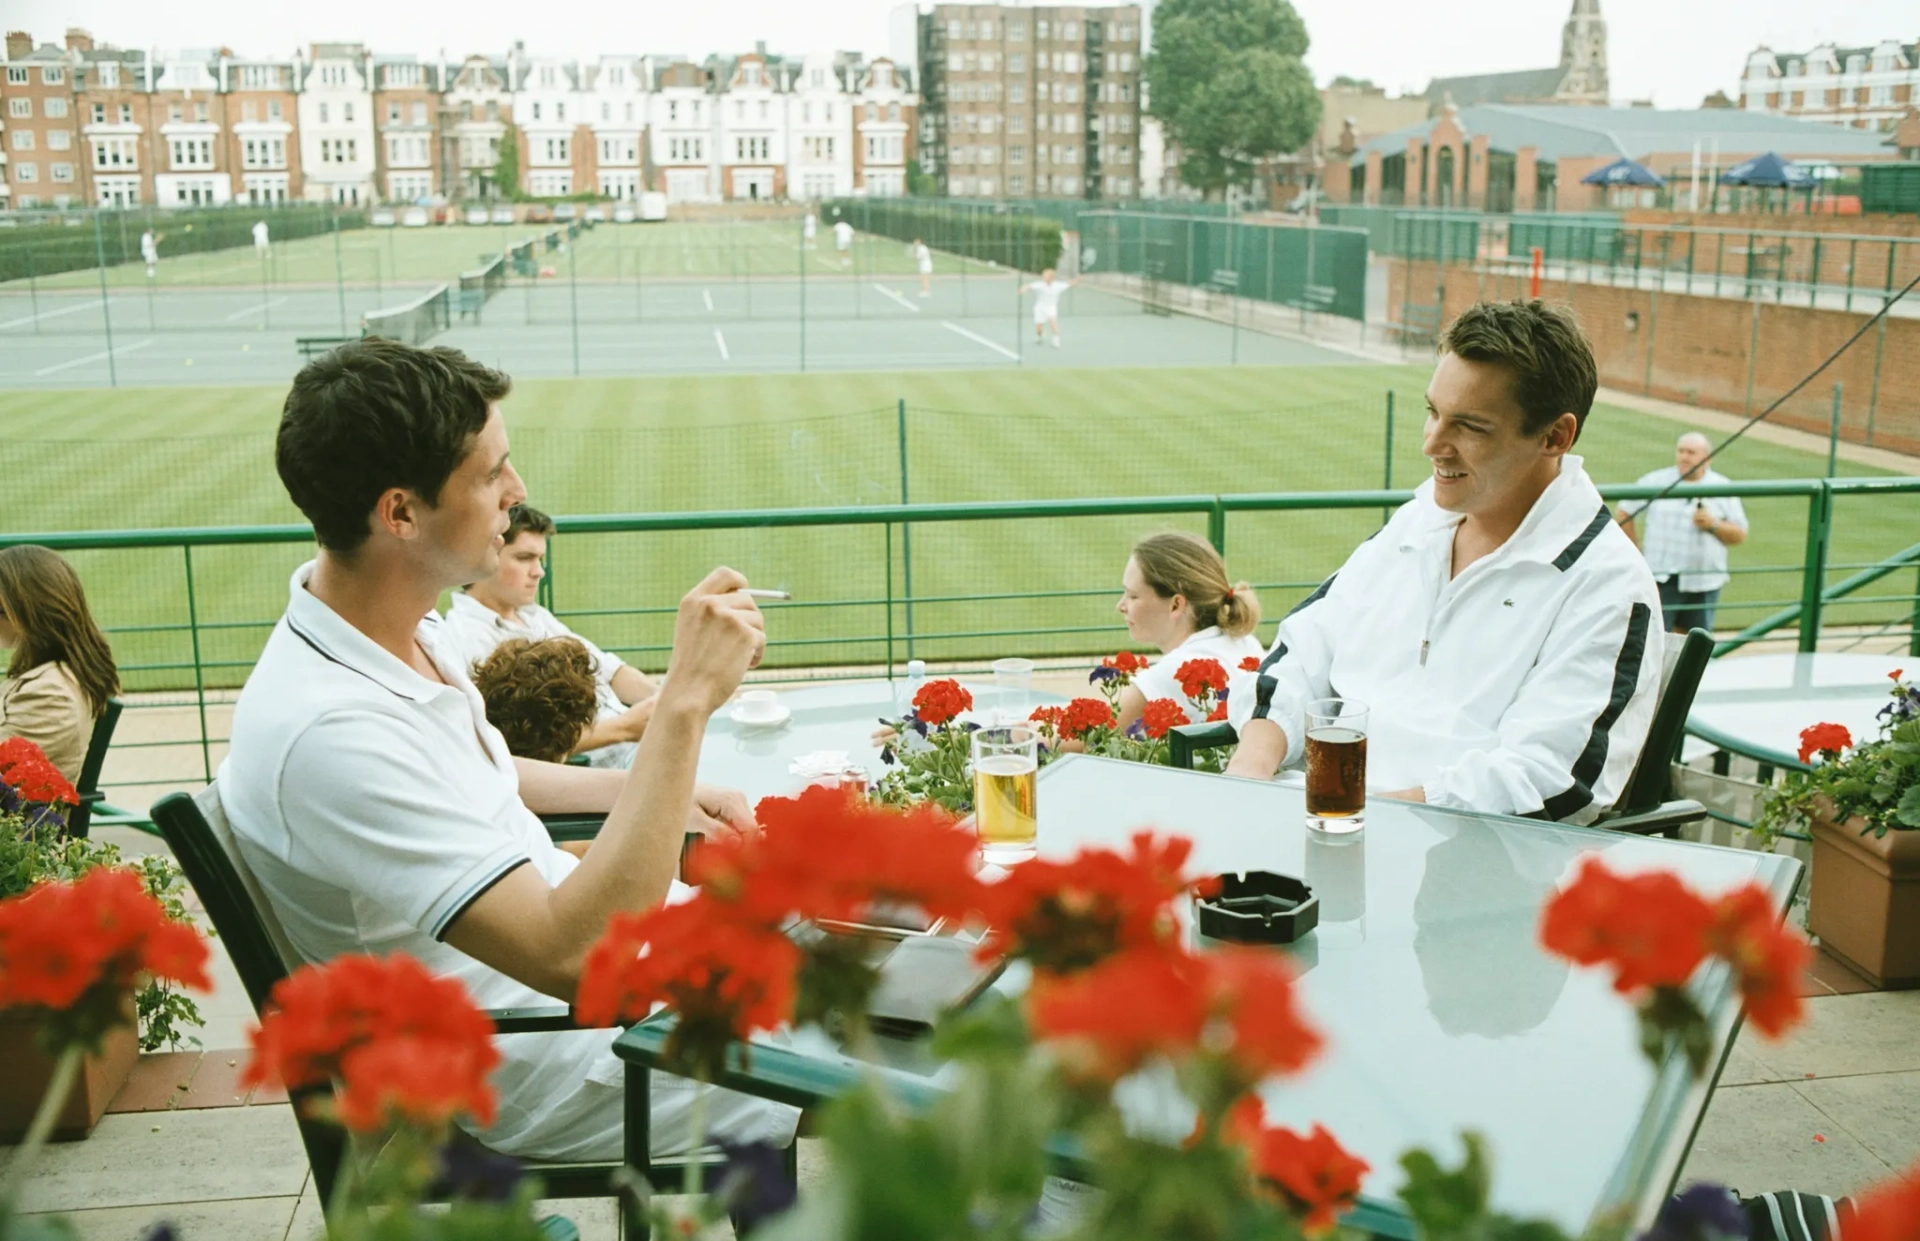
[1303,699,1369,833]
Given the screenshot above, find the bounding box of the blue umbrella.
[1581,157,1665,188]
[1720,152,1813,189]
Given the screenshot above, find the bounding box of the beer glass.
[1303,698,1368,834]
[973,725,1039,863]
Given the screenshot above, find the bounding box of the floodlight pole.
[92,210,120,387]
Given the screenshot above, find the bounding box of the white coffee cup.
[736,689,780,720]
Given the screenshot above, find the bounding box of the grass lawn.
[10,219,989,293]
[1,361,1912,690]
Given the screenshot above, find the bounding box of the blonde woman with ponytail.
[1113,532,1264,731]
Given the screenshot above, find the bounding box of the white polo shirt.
[1131,625,1264,722]
[220,563,643,1153]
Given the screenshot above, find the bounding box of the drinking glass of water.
[992,657,1036,724]
[1304,698,1368,834]
[972,725,1039,864]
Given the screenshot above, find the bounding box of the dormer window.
[1846,54,1865,74]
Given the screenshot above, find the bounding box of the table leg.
[624,1065,652,1240]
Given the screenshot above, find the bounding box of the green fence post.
[567,230,581,377]
[885,522,896,677]
[798,213,807,372]
[1798,486,1832,654]
[182,545,213,782]
[1910,563,1920,659]
[1826,382,1842,478]
[91,210,120,388]
[1207,498,1227,555]
[898,399,915,658]
[1382,391,1395,525]
[332,205,349,336]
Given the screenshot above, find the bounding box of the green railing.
[9,477,1918,813]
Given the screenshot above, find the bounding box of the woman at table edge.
[0,544,121,784]
[1115,532,1264,731]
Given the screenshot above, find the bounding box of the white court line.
[702,288,714,312]
[713,329,730,361]
[223,296,290,321]
[0,299,115,331]
[873,284,920,312]
[941,320,1019,361]
[33,338,155,376]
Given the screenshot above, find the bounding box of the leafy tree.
[1145,0,1322,197]
[493,128,520,202]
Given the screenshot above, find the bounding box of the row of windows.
[800,135,835,161]
[317,137,359,163]
[388,170,432,199]
[1767,54,1912,78]
[735,135,771,161]
[93,137,137,168]
[242,136,286,168]
[385,101,432,125]
[9,96,70,118]
[170,136,213,168]
[5,65,66,85]
[866,134,903,163]
[528,170,571,195]
[386,135,430,165]
[1755,84,1907,108]
[946,143,1130,167]
[238,66,284,90]
[599,135,639,164]
[10,161,78,182]
[315,101,355,123]
[943,19,1137,42]
[668,136,705,161]
[10,129,72,150]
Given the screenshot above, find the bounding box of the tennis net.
[460,255,507,303]
[360,283,451,345]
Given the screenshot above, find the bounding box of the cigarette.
[744,588,792,601]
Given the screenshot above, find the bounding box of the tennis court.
[0,270,1359,387]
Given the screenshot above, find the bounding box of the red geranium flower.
[912,679,973,728]
[575,898,801,1079]
[1796,722,1852,766]
[1104,651,1149,675]
[1846,1159,1920,1241]
[3,753,78,806]
[242,953,500,1128]
[1029,705,1066,735]
[333,1034,499,1132]
[1207,702,1229,722]
[0,867,212,1021]
[1139,698,1191,739]
[1058,697,1116,742]
[979,832,1203,974]
[1246,1122,1370,1236]
[1239,656,1262,673]
[1175,659,1229,703]
[1706,885,1811,1039]
[0,736,47,777]
[1202,946,1324,1083]
[696,783,984,926]
[1539,856,1714,994]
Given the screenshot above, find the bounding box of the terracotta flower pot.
[0,1010,140,1141]
[1808,802,1920,989]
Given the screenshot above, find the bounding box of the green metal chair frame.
[1165,628,1716,838]
[148,790,735,1236]
[67,697,122,839]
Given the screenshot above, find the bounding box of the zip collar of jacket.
[1397,454,1610,570]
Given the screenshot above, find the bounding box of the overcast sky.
[9,0,1915,109]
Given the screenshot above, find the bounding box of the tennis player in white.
[914,238,933,297]
[1024,268,1078,347]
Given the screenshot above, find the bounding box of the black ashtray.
[1195,871,1318,945]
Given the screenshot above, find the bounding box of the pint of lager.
[973,725,1039,863]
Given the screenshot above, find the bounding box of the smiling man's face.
[1421,352,1557,518]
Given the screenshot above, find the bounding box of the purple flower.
[430,1141,525,1202]
[880,744,896,766]
[1124,719,1145,740]
[1640,1184,1747,1241]
[1089,665,1120,685]
[716,1140,797,1232]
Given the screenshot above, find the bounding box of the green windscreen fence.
[1507,213,1627,264]
[0,203,367,284]
[1077,212,1369,321]
[1861,164,1920,216]
[828,198,1064,271]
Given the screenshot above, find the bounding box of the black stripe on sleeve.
[1285,573,1338,619]
[1250,644,1288,721]
[434,858,530,942]
[1541,601,1652,822]
[1552,504,1614,572]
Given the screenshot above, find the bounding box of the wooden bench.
[294,335,357,358]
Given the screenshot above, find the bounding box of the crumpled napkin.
[790,750,857,780]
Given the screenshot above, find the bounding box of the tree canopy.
[1145,0,1323,196]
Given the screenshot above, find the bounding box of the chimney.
[6,31,32,60]
[64,27,93,53]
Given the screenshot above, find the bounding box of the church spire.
[1557,0,1609,105]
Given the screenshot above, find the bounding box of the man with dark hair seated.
[1225,300,1663,824]
[472,637,601,764]
[219,337,798,1163]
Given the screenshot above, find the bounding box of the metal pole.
[1741,298,1760,417]
[1866,311,1887,448]
[1826,383,1842,479]
[1910,563,1920,660]
[897,398,915,657]
[798,212,807,372]
[183,546,213,782]
[1382,390,1395,525]
[91,211,120,388]
[27,240,41,334]
[1797,487,1831,654]
[568,230,581,377]
[259,245,272,331]
[332,205,348,335]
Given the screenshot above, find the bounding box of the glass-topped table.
[698,677,1062,804]
[1687,652,1908,772]
[614,754,1802,1236]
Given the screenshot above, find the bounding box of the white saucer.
[729,704,792,731]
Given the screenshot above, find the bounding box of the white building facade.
[587,56,645,200]
[785,54,854,200]
[297,44,376,203]
[1741,39,1919,132]
[853,57,912,196]
[649,58,715,203]
[513,53,581,198]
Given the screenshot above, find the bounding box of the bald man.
[1616,432,1748,634]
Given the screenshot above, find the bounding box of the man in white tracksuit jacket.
[1226,300,1662,824]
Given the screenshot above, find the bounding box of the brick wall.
[1387,258,1920,456]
